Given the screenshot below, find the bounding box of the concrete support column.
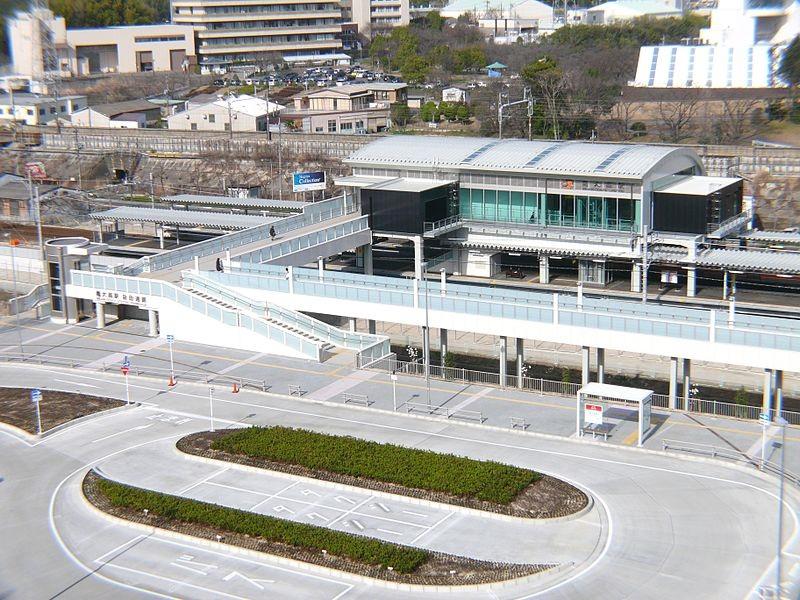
[596,348,605,384]
[158,226,164,250]
[348,318,356,333]
[686,267,697,298]
[363,243,373,276]
[539,254,550,284]
[368,320,376,334]
[516,338,524,388]
[440,269,446,296]
[413,235,423,280]
[763,368,774,419]
[581,346,590,386]
[439,328,448,367]
[682,358,691,411]
[669,357,679,410]
[775,370,784,417]
[317,256,324,280]
[631,262,642,293]
[148,309,158,337]
[194,256,200,272]
[722,270,729,300]
[95,302,106,329]
[499,336,508,387]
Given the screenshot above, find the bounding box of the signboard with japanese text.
[94,289,148,307]
[584,403,603,425]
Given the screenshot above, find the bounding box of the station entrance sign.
[584,403,603,425]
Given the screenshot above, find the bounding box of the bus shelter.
[577,382,653,447]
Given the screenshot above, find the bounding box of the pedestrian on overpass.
[270,225,276,240]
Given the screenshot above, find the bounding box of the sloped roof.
[346,136,700,180]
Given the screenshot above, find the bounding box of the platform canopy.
[90,207,279,230]
[163,194,306,212]
[576,382,653,447]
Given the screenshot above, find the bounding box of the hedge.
[211,427,540,504]
[96,477,429,574]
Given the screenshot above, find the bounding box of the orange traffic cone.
[168,375,176,387]
[232,382,240,393]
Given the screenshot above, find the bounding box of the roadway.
[0,319,799,599]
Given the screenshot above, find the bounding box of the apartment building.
[171,0,344,72]
[341,0,410,37]
[0,92,87,126]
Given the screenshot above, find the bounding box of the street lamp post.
[8,237,23,357]
[775,416,788,598]
[422,261,431,410]
[391,371,398,411]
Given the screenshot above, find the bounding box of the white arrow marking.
[91,424,153,443]
[307,512,328,521]
[222,570,275,590]
[373,502,390,513]
[348,519,364,531]
[335,495,356,505]
[300,489,321,497]
[273,505,294,515]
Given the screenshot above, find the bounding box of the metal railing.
[4,283,48,315]
[220,262,800,353]
[122,195,358,275]
[70,270,322,361]
[183,271,390,362]
[662,438,800,487]
[423,215,462,235]
[405,400,485,423]
[356,355,800,426]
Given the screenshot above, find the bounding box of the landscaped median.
[83,471,553,585]
[178,426,588,518]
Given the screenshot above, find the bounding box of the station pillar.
[775,370,784,417]
[414,236,423,280]
[349,318,357,332]
[499,336,508,387]
[686,267,697,298]
[317,256,325,280]
[581,346,590,386]
[95,302,106,329]
[668,357,679,410]
[363,243,373,276]
[368,320,376,335]
[148,309,159,337]
[422,325,430,372]
[539,254,550,284]
[682,358,692,410]
[439,328,448,368]
[631,262,642,293]
[516,338,525,388]
[596,348,605,384]
[763,369,774,420]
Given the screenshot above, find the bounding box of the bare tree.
[656,91,700,143]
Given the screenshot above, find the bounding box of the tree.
[522,56,569,140]
[780,36,800,86]
[656,91,700,143]
[425,11,445,31]
[420,101,439,123]
[391,103,411,127]
[455,103,471,123]
[453,46,486,72]
[400,55,430,84]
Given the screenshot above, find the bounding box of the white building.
[442,86,470,103]
[585,0,682,24]
[7,8,197,78]
[167,94,283,132]
[342,0,410,37]
[71,100,163,128]
[633,0,800,87]
[170,0,343,73]
[440,0,555,38]
[0,92,86,126]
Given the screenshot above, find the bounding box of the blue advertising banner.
[292,171,326,192]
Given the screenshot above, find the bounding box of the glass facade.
[459,187,640,233]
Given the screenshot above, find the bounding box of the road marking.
[217,352,267,376]
[335,495,356,505]
[0,323,78,353]
[347,519,365,531]
[94,535,146,563]
[307,512,328,522]
[373,502,390,513]
[53,378,99,389]
[301,489,322,497]
[409,511,455,544]
[450,386,492,413]
[177,466,229,495]
[85,337,166,370]
[170,561,212,576]
[307,370,377,402]
[250,481,300,512]
[327,496,373,528]
[621,430,639,446]
[91,424,153,444]
[222,570,275,589]
[100,563,256,600]
[401,510,427,518]
[273,505,295,515]
[377,528,403,536]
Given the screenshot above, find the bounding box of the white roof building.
[167,94,283,132]
[440,0,554,27]
[585,0,682,24]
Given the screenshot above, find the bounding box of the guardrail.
[224,262,800,353]
[662,438,800,487]
[405,400,484,423]
[423,215,462,235]
[69,270,322,361]
[183,271,389,362]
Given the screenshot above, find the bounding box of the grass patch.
[95,477,428,574]
[211,427,540,504]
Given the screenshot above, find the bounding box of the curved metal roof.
[90,207,278,230]
[346,136,700,180]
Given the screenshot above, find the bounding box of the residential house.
[71,100,163,128]
[167,94,283,132]
[0,93,86,126]
[442,87,470,104]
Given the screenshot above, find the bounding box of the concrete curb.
[171,444,596,524]
[78,470,574,594]
[41,402,139,439]
[0,419,37,443]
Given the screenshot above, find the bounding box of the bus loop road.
[0,363,798,600]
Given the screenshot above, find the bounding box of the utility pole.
[641,224,649,304]
[149,172,155,208]
[226,94,233,140]
[498,87,532,140]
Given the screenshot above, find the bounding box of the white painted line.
[218,352,267,375]
[401,510,427,518]
[307,370,377,402]
[0,324,78,353]
[222,570,275,589]
[376,528,403,536]
[409,511,455,545]
[85,337,166,370]
[91,424,153,444]
[250,481,300,512]
[348,520,365,531]
[54,378,99,389]
[450,386,492,413]
[177,466,230,495]
[273,505,295,515]
[327,496,373,528]
[94,535,146,564]
[334,495,356,505]
[169,561,210,576]
[307,512,328,522]
[373,502,390,513]
[101,562,254,600]
[300,489,322,498]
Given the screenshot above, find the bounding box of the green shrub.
[212,427,540,504]
[96,478,428,573]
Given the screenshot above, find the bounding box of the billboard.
[292,171,326,192]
